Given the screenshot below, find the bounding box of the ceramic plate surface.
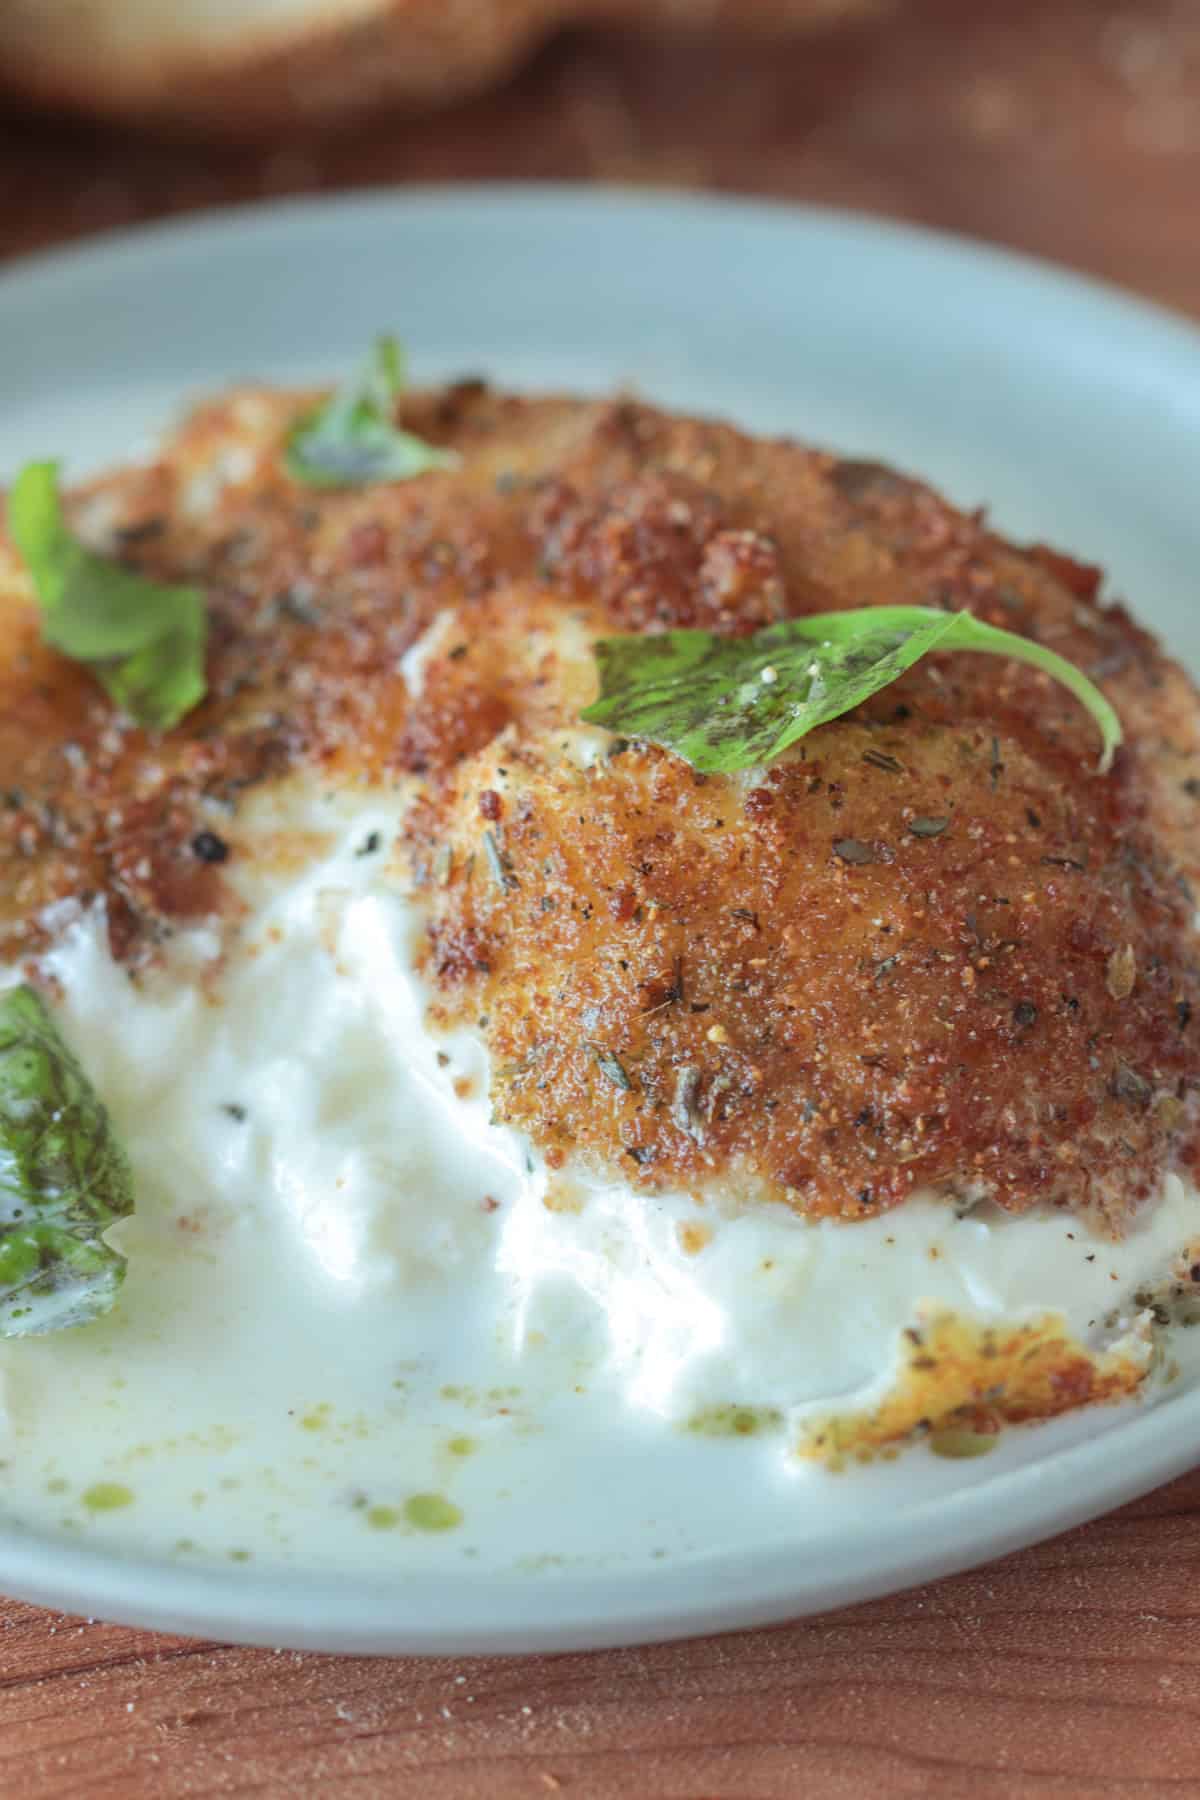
[1,186,1200,1654]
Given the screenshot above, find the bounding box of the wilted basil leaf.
[8,460,206,731]
[581,606,1121,774]
[285,335,458,487]
[0,985,135,1336]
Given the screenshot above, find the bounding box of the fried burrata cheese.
[2,380,1199,1244]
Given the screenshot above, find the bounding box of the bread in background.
[0,0,893,139]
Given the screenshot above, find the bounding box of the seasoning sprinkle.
[833,838,875,866]
[1106,945,1136,1001]
[483,829,517,893]
[1112,1064,1152,1108]
[672,1064,705,1144]
[114,516,166,545]
[862,749,904,775]
[191,830,229,864]
[706,1074,734,1123]
[592,1046,633,1092]
[642,956,686,1016]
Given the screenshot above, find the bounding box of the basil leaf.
[0,985,135,1336]
[8,461,207,731]
[581,605,1122,774]
[285,334,459,487]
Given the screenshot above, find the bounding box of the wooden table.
[2,0,1199,1791]
[5,1472,1200,1795]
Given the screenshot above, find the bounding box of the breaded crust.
[2,378,1199,1231]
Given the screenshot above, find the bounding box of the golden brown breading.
[799,1309,1155,1465]
[2,378,1199,1233]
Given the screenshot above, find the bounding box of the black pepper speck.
[192,831,229,864]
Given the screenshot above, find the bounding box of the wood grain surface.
[1,0,1199,1793]
[4,1470,1200,1797]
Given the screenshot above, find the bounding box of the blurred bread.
[0,0,889,138]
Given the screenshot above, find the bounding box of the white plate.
[2,186,1200,1655]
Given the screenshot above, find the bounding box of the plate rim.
[2,182,1200,1654]
[4,180,1200,357]
[0,1385,1196,1655]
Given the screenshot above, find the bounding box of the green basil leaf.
[581,605,1122,774]
[285,334,459,488]
[8,461,207,731]
[0,985,135,1336]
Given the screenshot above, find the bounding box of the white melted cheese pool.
[0,784,1197,1572]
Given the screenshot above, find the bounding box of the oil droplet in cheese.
[366,1506,401,1531]
[82,1482,135,1513]
[404,1493,463,1532]
[685,1405,784,1438]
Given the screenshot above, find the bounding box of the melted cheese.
[0,781,1194,1566]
